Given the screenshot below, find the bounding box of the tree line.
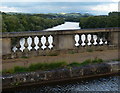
[79,12,119,29]
[2,12,65,32]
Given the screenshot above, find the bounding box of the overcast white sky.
[0,0,119,15]
[1,0,119,2]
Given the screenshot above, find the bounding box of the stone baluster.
[79,34,82,47]
[98,33,104,46]
[96,35,100,46]
[37,36,42,50]
[23,37,29,57]
[84,34,88,46]
[102,37,107,45]
[74,34,80,47]
[48,35,54,50]
[16,38,21,52]
[45,35,49,50]
[11,38,19,58]
[77,34,83,53]
[31,36,38,56]
[90,34,94,46]
[31,36,36,51]
[15,37,23,58]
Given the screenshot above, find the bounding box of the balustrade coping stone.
[1,27,120,38]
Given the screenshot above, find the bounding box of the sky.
[0,0,119,15]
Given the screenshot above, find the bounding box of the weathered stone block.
[70,67,83,77]
[46,68,70,80]
[95,63,111,74]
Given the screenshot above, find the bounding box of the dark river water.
[4,75,119,93]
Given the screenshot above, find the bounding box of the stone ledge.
[2,61,120,89]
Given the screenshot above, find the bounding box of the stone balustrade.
[1,27,119,59]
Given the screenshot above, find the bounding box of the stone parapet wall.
[1,27,120,59]
[2,61,120,89]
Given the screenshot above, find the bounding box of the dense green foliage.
[79,12,119,29]
[2,12,65,32]
[49,13,91,22]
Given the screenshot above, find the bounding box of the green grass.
[29,61,67,71]
[14,66,29,73]
[3,58,104,74]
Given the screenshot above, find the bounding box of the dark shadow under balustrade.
[2,28,119,59]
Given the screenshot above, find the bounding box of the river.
[44,22,80,31]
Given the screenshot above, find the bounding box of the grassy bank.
[3,58,104,74]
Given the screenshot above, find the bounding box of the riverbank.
[2,61,120,90]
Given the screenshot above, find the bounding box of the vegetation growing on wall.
[3,58,104,74]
